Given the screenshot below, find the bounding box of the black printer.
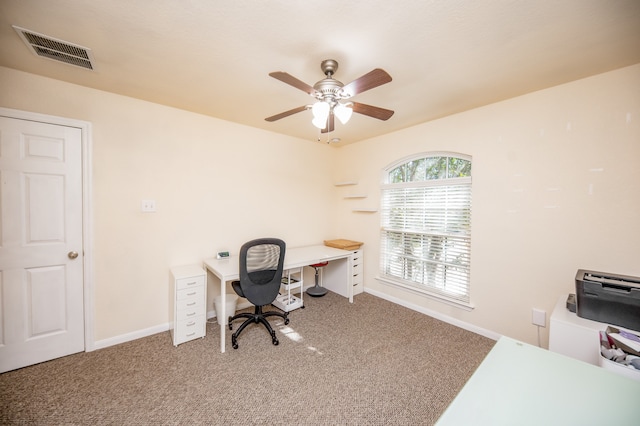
[575,269,640,331]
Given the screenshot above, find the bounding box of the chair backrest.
[238,238,286,307]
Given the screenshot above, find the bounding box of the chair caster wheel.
[228,323,233,331]
[272,338,279,346]
[232,335,238,349]
[284,318,290,325]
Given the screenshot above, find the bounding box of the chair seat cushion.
[310,261,329,268]
[231,280,244,297]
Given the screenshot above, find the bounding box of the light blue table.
[436,336,640,425]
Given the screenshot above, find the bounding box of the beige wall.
[1,64,638,347]
[0,66,337,341]
[332,64,640,346]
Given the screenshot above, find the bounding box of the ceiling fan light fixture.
[265,59,393,135]
[312,115,327,129]
[311,101,330,120]
[334,102,353,124]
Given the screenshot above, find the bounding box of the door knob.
[68,251,79,259]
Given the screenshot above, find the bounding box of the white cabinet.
[549,295,605,365]
[550,294,640,381]
[273,267,304,312]
[322,246,364,298]
[322,245,364,297]
[169,265,206,346]
[351,249,364,295]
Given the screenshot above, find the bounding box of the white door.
[0,116,85,373]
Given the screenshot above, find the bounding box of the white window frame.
[377,152,473,310]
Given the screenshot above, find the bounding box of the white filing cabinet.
[351,249,364,295]
[169,265,206,346]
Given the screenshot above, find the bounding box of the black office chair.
[228,238,289,349]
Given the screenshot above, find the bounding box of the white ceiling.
[1,0,639,145]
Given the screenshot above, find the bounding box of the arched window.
[380,153,472,305]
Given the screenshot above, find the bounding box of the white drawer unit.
[351,249,364,295]
[170,265,206,346]
[322,245,365,298]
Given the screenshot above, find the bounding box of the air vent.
[13,26,96,71]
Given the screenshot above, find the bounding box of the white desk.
[436,336,640,425]
[203,244,354,353]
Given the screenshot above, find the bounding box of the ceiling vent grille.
[13,26,96,71]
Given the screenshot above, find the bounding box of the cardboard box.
[324,239,363,251]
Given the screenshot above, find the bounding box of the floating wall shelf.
[344,194,367,199]
[334,181,358,186]
[352,208,378,213]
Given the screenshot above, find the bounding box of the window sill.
[375,276,474,311]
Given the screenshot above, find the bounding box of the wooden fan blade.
[341,68,392,98]
[269,71,317,95]
[321,114,335,133]
[351,102,394,121]
[265,105,308,122]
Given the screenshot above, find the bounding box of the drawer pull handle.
[187,292,196,296]
[187,312,196,317]
[187,302,196,306]
[353,257,359,261]
[186,332,196,337]
[186,321,195,327]
[186,281,198,285]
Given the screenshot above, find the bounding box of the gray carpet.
[0,292,495,425]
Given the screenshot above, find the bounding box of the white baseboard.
[94,290,496,351]
[364,288,501,341]
[93,323,170,350]
[93,301,256,351]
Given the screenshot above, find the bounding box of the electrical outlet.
[532,308,546,327]
[141,199,156,212]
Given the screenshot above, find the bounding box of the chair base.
[306,285,328,297]
[307,263,328,297]
[228,305,289,349]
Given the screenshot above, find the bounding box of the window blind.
[380,170,472,303]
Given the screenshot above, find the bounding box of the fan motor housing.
[313,78,344,101]
[313,59,346,102]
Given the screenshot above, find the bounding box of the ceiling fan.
[265,59,394,133]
